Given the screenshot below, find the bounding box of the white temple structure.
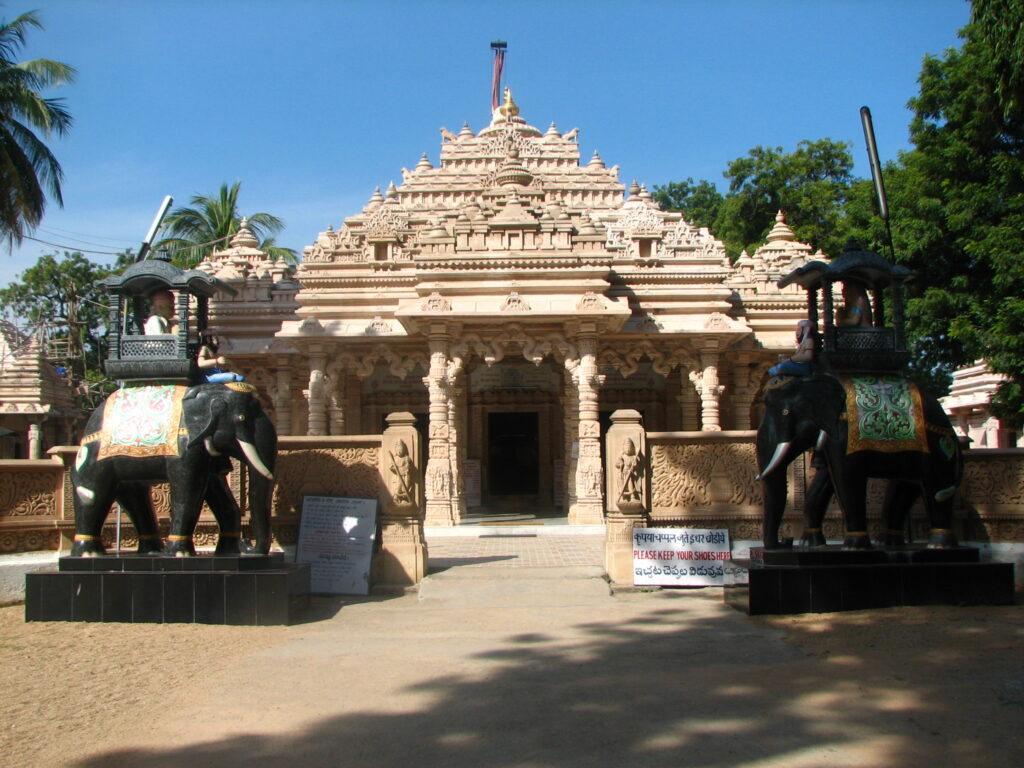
[198,91,822,524]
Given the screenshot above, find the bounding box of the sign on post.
[633,528,731,587]
[296,495,378,595]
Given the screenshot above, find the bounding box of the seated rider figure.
[143,289,179,335]
[197,332,245,383]
[768,319,818,377]
[838,281,872,327]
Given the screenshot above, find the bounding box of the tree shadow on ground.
[72,593,1024,768]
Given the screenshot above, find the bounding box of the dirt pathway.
[2,590,1022,768]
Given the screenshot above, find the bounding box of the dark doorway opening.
[488,412,539,495]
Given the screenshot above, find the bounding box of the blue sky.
[2,0,969,286]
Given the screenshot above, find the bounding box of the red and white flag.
[491,46,505,112]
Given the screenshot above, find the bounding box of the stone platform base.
[25,553,310,625]
[724,546,1015,615]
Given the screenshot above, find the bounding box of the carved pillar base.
[605,510,647,584]
[569,499,605,525]
[374,520,427,587]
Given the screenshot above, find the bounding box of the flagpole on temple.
[491,40,506,112]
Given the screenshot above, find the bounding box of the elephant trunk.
[756,441,791,481]
[245,412,277,556]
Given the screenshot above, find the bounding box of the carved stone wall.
[0,458,64,553]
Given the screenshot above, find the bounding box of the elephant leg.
[921,483,959,549]
[71,482,115,557]
[831,469,871,550]
[164,474,207,557]
[761,472,790,549]
[801,465,832,547]
[205,473,253,555]
[879,480,919,547]
[114,482,163,554]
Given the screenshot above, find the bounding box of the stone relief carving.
[576,292,603,310]
[366,316,390,335]
[387,439,415,507]
[273,447,380,516]
[501,291,531,312]
[0,469,58,516]
[365,204,409,239]
[426,462,452,499]
[650,443,760,510]
[422,292,452,312]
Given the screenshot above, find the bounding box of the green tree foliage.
[712,139,854,261]
[651,178,723,230]
[896,0,1024,425]
[0,10,75,248]
[0,250,130,382]
[155,181,293,268]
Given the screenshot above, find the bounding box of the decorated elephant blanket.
[841,375,928,454]
[83,384,188,460]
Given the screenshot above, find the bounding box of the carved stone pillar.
[272,360,292,436]
[375,411,426,588]
[328,368,346,436]
[679,367,700,431]
[690,351,724,432]
[28,423,42,460]
[604,409,649,584]
[570,330,604,524]
[562,366,579,513]
[731,354,758,431]
[448,374,468,519]
[305,347,328,436]
[424,328,454,525]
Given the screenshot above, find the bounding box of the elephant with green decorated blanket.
[756,373,961,550]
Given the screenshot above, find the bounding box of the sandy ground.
[2,587,1023,768]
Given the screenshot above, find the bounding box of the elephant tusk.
[238,439,274,480]
[756,441,791,481]
[816,430,828,453]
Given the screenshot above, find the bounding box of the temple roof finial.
[765,210,796,242]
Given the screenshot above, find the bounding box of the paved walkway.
[425,521,605,571]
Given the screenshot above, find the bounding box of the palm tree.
[155,181,294,268]
[0,11,75,248]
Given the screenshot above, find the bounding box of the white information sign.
[296,496,378,595]
[633,528,731,587]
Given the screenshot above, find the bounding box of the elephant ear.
[185,390,229,451]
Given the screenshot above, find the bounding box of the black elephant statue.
[71,382,276,556]
[756,373,961,550]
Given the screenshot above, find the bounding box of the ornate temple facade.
[198,93,820,525]
[0,320,80,459]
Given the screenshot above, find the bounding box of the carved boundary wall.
[1,441,1023,556]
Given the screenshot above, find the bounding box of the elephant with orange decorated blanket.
[70,382,276,557]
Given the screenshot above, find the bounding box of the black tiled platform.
[26,553,310,625]
[725,545,1014,615]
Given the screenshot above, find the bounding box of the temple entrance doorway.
[468,359,562,516]
[487,411,539,496]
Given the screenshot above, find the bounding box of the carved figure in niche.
[143,289,178,335]
[388,439,414,506]
[616,438,643,504]
[768,320,819,378]
[838,281,872,327]
[198,331,245,383]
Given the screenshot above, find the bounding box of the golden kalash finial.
[500,86,520,118]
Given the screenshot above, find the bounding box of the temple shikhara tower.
[198,90,819,525]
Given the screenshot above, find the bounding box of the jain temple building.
[195,92,823,527]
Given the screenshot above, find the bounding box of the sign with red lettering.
[632,528,731,586]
